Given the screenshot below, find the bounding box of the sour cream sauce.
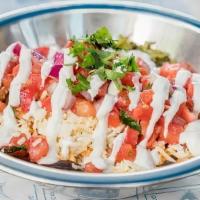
[141,76,170,146]
[38,65,74,164]
[163,69,191,137]
[9,46,32,107]
[90,82,118,169]
[128,72,141,110]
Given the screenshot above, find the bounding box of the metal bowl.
[1,1,200,199]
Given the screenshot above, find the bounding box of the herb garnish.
[119,110,141,132]
[66,74,90,95]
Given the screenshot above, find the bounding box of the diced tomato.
[131,103,153,121]
[32,57,42,74]
[178,103,197,123]
[108,108,121,128]
[12,64,19,76]
[140,75,151,90]
[0,101,6,112]
[147,121,163,149]
[116,143,136,163]
[84,162,103,173]
[140,120,149,136]
[26,73,42,93]
[165,121,184,144]
[116,90,130,110]
[97,82,109,98]
[35,46,49,58]
[9,133,28,148]
[160,63,190,80]
[2,74,13,88]
[41,96,51,113]
[71,98,96,117]
[140,89,153,105]
[137,57,150,75]
[65,40,74,48]
[125,128,139,147]
[20,88,36,112]
[28,135,49,162]
[121,72,134,86]
[185,79,193,98]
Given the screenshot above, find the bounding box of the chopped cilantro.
[87,27,113,48]
[70,41,84,57]
[105,69,124,81]
[119,110,141,132]
[81,52,95,67]
[66,74,90,95]
[114,56,139,72]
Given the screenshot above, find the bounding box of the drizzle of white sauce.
[134,145,155,169]
[108,81,119,96]
[128,72,141,110]
[175,69,191,87]
[192,73,200,114]
[23,100,46,120]
[41,60,53,87]
[107,132,125,164]
[163,89,186,137]
[38,66,74,164]
[0,42,20,85]
[90,82,119,169]
[163,69,191,138]
[47,46,58,59]
[179,120,200,156]
[9,45,32,106]
[0,105,17,145]
[87,75,105,100]
[141,76,170,146]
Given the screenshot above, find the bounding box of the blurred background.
[0,0,200,20]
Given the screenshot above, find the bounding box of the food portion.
[0,27,199,173]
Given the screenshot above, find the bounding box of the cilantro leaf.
[81,52,95,67]
[119,110,141,132]
[114,56,139,72]
[66,74,90,95]
[88,27,113,48]
[70,41,84,57]
[105,69,124,81]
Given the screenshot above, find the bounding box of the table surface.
[1,1,200,200]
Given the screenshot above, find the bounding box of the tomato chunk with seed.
[125,128,139,147]
[116,143,136,163]
[28,135,49,162]
[116,90,130,110]
[108,108,121,128]
[121,72,134,87]
[72,98,96,117]
[9,133,28,147]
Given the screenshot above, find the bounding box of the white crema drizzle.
[163,69,191,137]
[191,73,200,114]
[90,82,118,169]
[9,45,32,107]
[141,76,170,146]
[128,72,141,110]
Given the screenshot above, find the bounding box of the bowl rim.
[0,0,200,186]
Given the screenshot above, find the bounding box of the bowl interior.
[0,1,200,186]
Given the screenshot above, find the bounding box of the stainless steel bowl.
[1,1,200,199]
